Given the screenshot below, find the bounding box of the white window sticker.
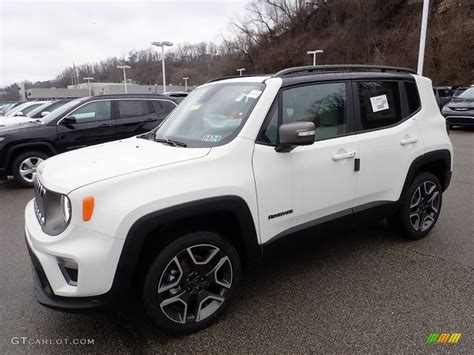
[370,94,389,112]
[247,90,262,99]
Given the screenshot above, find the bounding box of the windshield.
[5,102,31,116]
[155,82,265,147]
[41,99,85,123]
[457,87,474,100]
[26,102,51,118]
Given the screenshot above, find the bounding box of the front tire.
[143,231,241,335]
[12,151,49,187]
[389,172,442,239]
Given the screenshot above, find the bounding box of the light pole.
[237,68,246,76]
[307,49,324,66]
[83,77,94,96]
[152,41,174,93]
[182,77,190,91]
[417,0,430,75]
[117,65,131,94]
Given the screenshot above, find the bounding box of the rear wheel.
[388,172,442,239]
[143,231,241,334]
[11,151,49,187]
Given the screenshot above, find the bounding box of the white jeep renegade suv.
[25,65,453,334]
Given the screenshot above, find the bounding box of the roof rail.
[205,74,272,84]
[273,64,416,78]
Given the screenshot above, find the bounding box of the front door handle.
[98,123,113,128]
[332,151,356,161]
[400,136,419,145]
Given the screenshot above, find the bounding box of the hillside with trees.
[3,0,473,100]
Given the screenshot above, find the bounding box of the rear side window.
[405,82,421,115]
[118,100,151,118]
[358,81,401,130]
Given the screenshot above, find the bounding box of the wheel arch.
[5,142,57,173]
[109,196,261,300]
[401,149,452,199]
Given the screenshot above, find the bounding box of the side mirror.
[14,111,24,117]
[276,121,315,153]
[61,116,77,125]
[41,111,50,117]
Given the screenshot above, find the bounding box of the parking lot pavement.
[0,129,472,354]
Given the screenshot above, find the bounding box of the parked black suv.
[0,94,178,187]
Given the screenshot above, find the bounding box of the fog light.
[57,257,78,286]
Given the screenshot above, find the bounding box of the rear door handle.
[400,136,419,145]
[98,123,113,128]
[332,151,356,161]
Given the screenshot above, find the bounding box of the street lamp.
[117,65,131,94]
[417,0,430,75]
[83,77,94,96]
[151,41,174,93]
[307,49,324,66]
[237,68,246,76]
[182,77,190,92]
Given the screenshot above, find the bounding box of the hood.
[37,137,211,194]
[0,120,42,133]
[447,99,474,110]
[0,116,38,128]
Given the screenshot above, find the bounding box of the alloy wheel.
[19,157,44,183]
[157,244,233,324]
[409,180,440,232]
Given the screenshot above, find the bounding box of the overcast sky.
[0,0,248,87]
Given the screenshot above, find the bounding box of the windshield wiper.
[155,138,187,147]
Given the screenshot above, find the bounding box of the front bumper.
[443,112,474,126]
[26,237,112,312]
[0,167,7,180]
[25,199,125,312]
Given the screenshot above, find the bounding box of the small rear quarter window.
[405,82,421,115]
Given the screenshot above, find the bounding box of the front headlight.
[0,137,5,143]
[61,195,72,224]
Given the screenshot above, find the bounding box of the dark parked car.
[442,87,474,129]
[433,86,454,109]
[0,94,179,187]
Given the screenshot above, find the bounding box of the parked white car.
[0,101,49,119]
[25,65,452,334]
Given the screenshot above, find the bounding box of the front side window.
[70,101,111,123]
[358,81,401,130]
[259,82,347,144]
[282,82,347,141]
[118,100,151,118]
[155,83,265,147]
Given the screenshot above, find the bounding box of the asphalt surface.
[0,129,472,354]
